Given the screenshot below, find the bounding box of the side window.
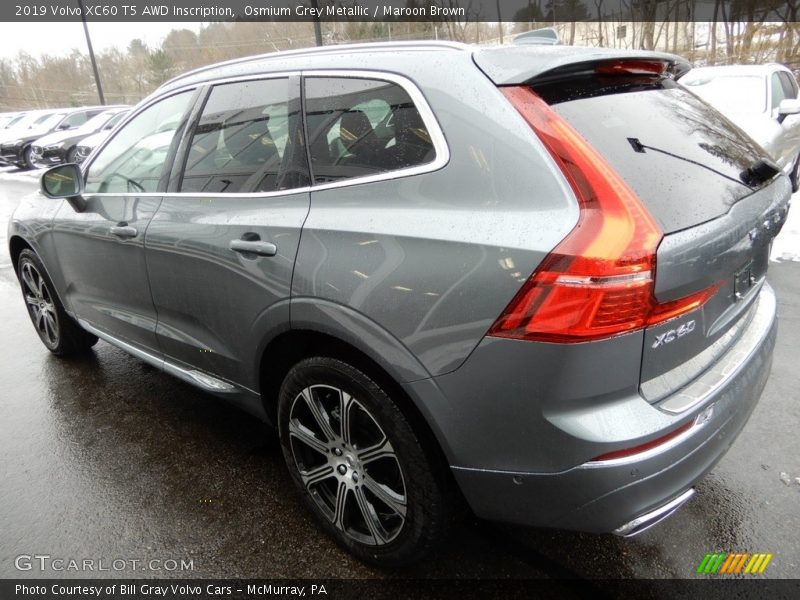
[85,91,193,194]
[59,112,90,129]
[179,78,309,194]
[305,77,436,184]
[778,71,798,100]
[771,72,787,109]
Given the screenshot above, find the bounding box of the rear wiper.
[739,159,780,187]
[627,137,759,188]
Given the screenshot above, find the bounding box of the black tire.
[21,145,34,170]
[66,147,78,164]
[790,152,800,193]
[278,356,451,567]
[17,249,98,356]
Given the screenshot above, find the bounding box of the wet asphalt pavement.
[0,167,798,582]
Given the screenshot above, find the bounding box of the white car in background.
[681,64,800,191]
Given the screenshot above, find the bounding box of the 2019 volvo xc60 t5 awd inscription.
[8,42,790,566]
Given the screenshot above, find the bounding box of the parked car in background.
[72,109,131,164]
[30,106,129,169]
[681,64,800,191]
[8,42,791,566]
[0,112,22,129]
[0,106,107,169]
[0,110,57,165]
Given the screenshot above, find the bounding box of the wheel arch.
[258,318,451,478]
[9,234,34,273]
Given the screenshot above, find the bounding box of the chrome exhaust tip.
[613,488,695,537]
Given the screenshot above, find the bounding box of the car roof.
[157,41,690,95]
[159,41,468,92]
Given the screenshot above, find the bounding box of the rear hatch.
[476,47,792,408]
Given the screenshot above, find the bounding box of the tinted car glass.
[771,72,787,109]
[37,113,67,129]
[537,77,771,233]
[85,91,193,194]
[778,71,798,100]
[103,111,128,130]
[59,110,101,129]
[305,77,435,184]
[180,78,309,193]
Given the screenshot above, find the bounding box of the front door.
[52,90,197,351]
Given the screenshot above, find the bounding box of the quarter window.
[771,72,787,109]
[778,71,798,100]
[304,77,436,184]
[179,78,309,194]
[85,91,193,194]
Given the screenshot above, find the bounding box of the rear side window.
[179,78,309,194]
[778,71,798,100]
[304,77,435,184]
[771,72,788,109]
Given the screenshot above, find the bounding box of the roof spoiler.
[473,46,692,85]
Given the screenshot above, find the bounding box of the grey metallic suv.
[8,42,791,566]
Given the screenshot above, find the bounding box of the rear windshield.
[533,77,770,233]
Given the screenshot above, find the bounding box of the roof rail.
[162,40,470,88]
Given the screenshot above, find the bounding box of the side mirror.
[41,163,84,199]
[777,98,800,123]
[58,123,72,130]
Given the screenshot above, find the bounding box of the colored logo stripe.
[697,553,773,574]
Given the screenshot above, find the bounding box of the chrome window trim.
[81,69,449,200]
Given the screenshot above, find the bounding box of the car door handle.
[110,225,138,238]
[229,239,277,257]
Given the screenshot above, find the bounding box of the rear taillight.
[489,86,717,343]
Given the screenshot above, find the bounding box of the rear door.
[51,90,196,351]
[144,75,311,391]
[528,69,791,406]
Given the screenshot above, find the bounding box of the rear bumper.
[447,284,777,532]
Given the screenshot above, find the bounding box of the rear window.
[533,77,770,233]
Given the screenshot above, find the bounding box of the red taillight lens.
[490,87,717,343]
[589,420,695,463]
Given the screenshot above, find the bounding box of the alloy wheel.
[288,384,407,546]
[20,261,59,347]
